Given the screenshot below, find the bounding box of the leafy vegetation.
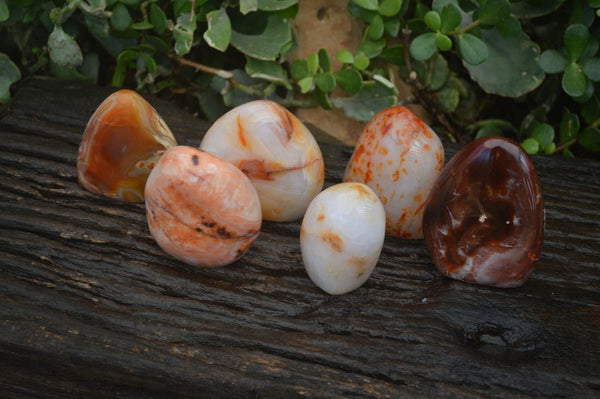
[1,0,599,156]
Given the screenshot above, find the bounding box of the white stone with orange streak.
[343,106,444,239]
[145,146,262,268]
[300,182,386,295]
[199,100,325,222]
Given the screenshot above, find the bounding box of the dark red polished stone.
[423,136,544,288]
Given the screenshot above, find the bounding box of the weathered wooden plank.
[0,76,599,398]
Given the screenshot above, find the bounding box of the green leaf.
[369,14,384,40]
[48,25,83,68]
[410,32,437,61]
[531,123,555,151]
[511,0,560,18]
[347,1,378,22]
[581,58,600,82]
[436,33,452,51]
[539,49,568,74]
[456,33,488,65]
[50,6,76,25]
[291,59,309,80]
[462,29,544,97]
[230,14,291,60]
[353,55,370,70]
[318,49,331,72]
[336,50,354,64]
[434,87,460,112]
[173,0,192,15]
[0,0,9,22]
[150,3,167,34]
[352,0,378,10]
[432,0,459,14]
[379,44,404,65]
[497,15,521,37]
[298,76,313,93]
[257,0,298,11]
[110,3,131,32]
[331,81,397,122]
[307,52,319,76]
[173,12,196,55]
[315,72,336,92]
[570,0,595,27]
[204,8,231,52]
[80,53,99,83]
[0,53,20,104]
[315,88,333,110]
[476,124,503,139]
[140,53,157,75]
[578,127,600,152]
[424,11,441,31]
[562,62,587,97]
[564,24,589,61]
[477,0,511,26]
[131,21,154,30]
[427,53,449,90]
[245,57,291,88]
[80,0,110,16]
[440,3,462,34]
[358,38,386,58]
[521,138,540,154]
[85,14,137,58]
[49,60,88,82]
[581,96,600,124]
[560,108,580,144]
[572,78,594,103]
[543,141,556,154]
[336,68,362,95]
[119,0,140,6]
[240,0,257,14]
[379,0,402,16]
[384,18,400,37]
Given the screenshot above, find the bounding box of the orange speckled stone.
[77,90,177,202]
[423,137,544,288]
[145,146,262,268]
[343,106,444,239]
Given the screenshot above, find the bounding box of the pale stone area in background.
[288,0,431,146]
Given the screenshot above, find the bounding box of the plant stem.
[169,53,234,79]
[590,116,600,129]
[554,138,577,153]
[448,20,481,36]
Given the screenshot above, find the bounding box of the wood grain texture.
[1,76,599,398]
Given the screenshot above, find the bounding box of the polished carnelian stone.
[422,137,544,288]
[77,90,177,202]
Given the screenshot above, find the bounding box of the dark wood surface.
[1,76,599,398]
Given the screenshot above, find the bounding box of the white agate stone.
[199,100,325,222]
[300,182,386,295]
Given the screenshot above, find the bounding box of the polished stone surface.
[423,137,544,288]
[77,90,177,202]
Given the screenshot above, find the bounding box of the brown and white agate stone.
[422,136,544,288]
[77,89,177,202]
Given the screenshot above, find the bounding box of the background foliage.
[1,0,599,156]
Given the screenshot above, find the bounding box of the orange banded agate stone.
[423,137,544,288]
[145,146,262,268]
[77,89,177,202]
